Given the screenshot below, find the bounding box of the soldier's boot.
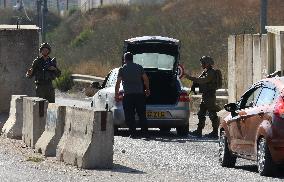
[189,127,202,137]
[205,128,218,139]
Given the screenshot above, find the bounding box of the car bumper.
[111,106,189,128]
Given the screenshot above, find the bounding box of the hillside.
[2,0,284,86]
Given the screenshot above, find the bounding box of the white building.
[80,0,166,12]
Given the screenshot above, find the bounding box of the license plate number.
[146,111,165,118]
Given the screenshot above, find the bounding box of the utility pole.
[66,0,68,10]
[37,0,42,27]
[36,0,48,42]
[42,0,48,42]
[4,0,6,8]
[260,0,267,34]
[56,0,60,15]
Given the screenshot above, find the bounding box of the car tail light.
[179,92,190,102]
[274,97,284,117]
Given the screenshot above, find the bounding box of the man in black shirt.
[115,52,150,137]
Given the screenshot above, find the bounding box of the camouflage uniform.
[28,56,61,103]
[189,67,219,136]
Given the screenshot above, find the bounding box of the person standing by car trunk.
[185,56,219,138]
[115,52,150,137]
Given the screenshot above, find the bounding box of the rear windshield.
[133,53,175,70]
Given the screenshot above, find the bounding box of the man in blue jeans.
[115,52,150,137]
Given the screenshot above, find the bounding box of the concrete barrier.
[22,97,48,148]
[35,104,66,156]
[2,95,27,139]
[56,107,113,169]
[0,25,38,113]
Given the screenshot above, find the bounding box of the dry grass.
[2,0,284,82]
[26,156,44,163]
[71,61,117,77]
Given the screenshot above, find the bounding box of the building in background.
[0,0,79,15]
[80,0,166,12]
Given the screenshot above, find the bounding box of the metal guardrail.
[71,74,104,84]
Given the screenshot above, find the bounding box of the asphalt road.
[0,96,282,181]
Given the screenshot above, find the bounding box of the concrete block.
[2,95,27,139]
[35,104,66,157]
[57,107,113,169]
[253,35,262,84]
[235,35,245,100]
[22,97,48,148]
[0,26,38,113]
[244,34,253,92]
[267,32,276,74]
[260,34,269,78]
[228,35,236,103]
[275,34,282,72]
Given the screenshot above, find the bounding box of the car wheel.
[257,137,275,176]
[159,127,171,133]
[219,130,236,167]
[176,124,189,136]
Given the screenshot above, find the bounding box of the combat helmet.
[200,56,214,65]
[39,42,51,53]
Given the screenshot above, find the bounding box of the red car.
[219,76,284,176]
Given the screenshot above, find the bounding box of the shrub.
[68,8,79,16]
[70,29,93,48]
[53,70,74,92]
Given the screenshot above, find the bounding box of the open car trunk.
[146,70,180,105]
[123,36,181,105]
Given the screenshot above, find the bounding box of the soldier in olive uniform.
[185,56,219,138]
[26,43,61,103]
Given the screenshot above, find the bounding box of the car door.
[236,86,263,155]
[226,113,243,153]
[227,86,262,154]
[94,70,113,110]
[243,84,277,155]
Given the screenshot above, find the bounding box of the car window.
[105,69,118,88]
[133,53,175,70]
[255,87,276,106]
[240,87,262,109]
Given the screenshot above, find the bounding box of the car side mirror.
[224,103,237,112]
[91,81,101,89]
[224,103,238,117]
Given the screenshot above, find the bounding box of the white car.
[92,36,190,136]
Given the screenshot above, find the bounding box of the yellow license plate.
[146,111,165,118]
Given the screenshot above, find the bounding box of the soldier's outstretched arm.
[189,70,215,84]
